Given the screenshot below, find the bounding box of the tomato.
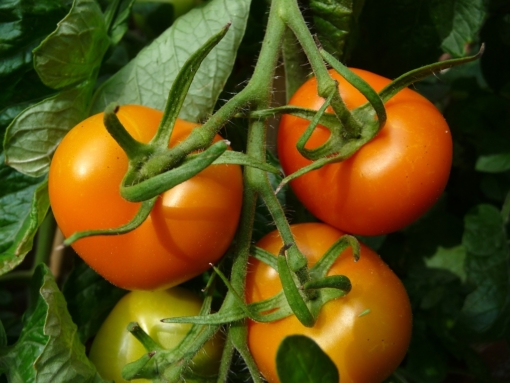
[277,68,452,235]
[49,105,243,290]
[89,287,224,382]
[246,223,412,383]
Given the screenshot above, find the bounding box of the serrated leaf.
[425,246,467,282]
[476,152,510,173]
[276,335,339,383]
[461,204,510,338]
[4,85,94,177]
[0,265,109,382]
[62,259,127,343]
[0,163,49,275]
[91,0,251,122]
[429,0,486,57]
[309,0,364,60]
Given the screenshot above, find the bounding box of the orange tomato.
[246,223,412,383]
[278,68,452,235]
[49,105,243,290]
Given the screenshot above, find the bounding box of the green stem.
[282,26,309,101]
[279,0,361,138]
[33,210,57,269]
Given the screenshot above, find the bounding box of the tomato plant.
[48,105,243,290]
[246,223,413,383]
[278,68,453,236]
[1,0,506,382]
[89,287,224,383]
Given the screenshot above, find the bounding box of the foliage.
[1,0,509,382]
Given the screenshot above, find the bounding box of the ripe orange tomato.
[49,105,243,290]
[277,68,452,235]
[246,223,412,383]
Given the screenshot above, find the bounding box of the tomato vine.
[0,0,506,382]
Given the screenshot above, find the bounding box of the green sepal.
[321,49,387,128]
[103,103,150,160]
[303,275,351,292]
[63,197,157,246]
[310,234,360,279]
[121,140,228,202]
[276,254,315,327]
[198,150,281,174]
[251,246,278,270]
[379,44,485,103]
[152,23,232,148]
[126,322,163,352]
[295,90,343,161]
[122,351,158,381]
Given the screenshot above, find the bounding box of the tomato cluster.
[47,66,450,382]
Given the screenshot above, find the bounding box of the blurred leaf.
[0,0,71,109]
[429,0,486,57]
[476,153,510,173]
[349,0,441,78]
[461,204,510,338]
[480,11,510,94]
[4,0,110,177]
[276,335,339,383]
[309,0,365,60]
[403,330,449,383]
[104,0,136,45]
[0,265,107,382]
[425,246,467,283]
[91,0,251,122]
[62,259,127,343]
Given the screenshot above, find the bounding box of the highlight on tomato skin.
[277,68,453,236]
[48,104,243,291]
[245,222,413,383]
[89,287,224,383]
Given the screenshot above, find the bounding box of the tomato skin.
[277,68,452,235]
[49,105,243,290]
[89,287,224,383]
[246,223,412,383]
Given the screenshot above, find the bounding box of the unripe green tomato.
[89,287,223,382]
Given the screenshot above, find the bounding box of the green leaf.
[309,0,365,60]
[91,0,251,122]
[461,204,510,338]
[424,246,467,283]
[104,0,136,45]
[276,335,339,383]
[62,259,127,343]
[476,152,510,173]
[0,265,108,382]
[33,0,110,89]
[0,0,71,109]
[4,85,94,177]
[429,0,486,57]
[0,167,49,275]
[4,0,110,177]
